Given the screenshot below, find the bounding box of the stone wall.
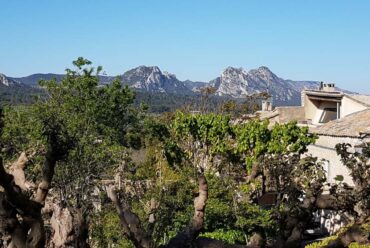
[275,106,305,123]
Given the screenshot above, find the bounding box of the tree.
[112,112,323,248]
[0,57,144,247]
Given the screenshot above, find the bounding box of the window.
[319,108,337,123]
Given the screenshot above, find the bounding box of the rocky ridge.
[210,66,319,105]
[2,66,334,106]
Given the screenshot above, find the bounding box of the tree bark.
[107,185,154,248]
[0,150,58,248]
[49,205,90,248]
[9,152,35,192]
[34,151,57,205]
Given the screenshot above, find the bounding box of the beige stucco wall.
[275,106,305,123]
[341,96,367,118]
[303,94,318,122]
[307,136,369,186]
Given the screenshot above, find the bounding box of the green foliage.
[235,203,275,235]
[1,58,144,209]
[163,140,186,167]
[348,243,370,248]
[200,229,245,244]
[0,85,43,106]
[133,158,195,245]
[305,235,339,248]
[234,120,316,171]
[201,173,275,245]
[116,117,279,246]
[114,127,196,246]
[151,177,194,244]
[233,120,270,170]
[0,63,325,247]
[268,122,315,154]
[305,224,354,248]
[1,106,42,159]
[334,175,344,182]
[90,208,135,248]
[37,59,144,207]
[143,117,185,168]
[305,222,370,248]
[172,112,316,174]
[134,91,232,114]
[173,111,232,156]
[304,223,370,248]
[168,112,320,245]
[37,62,141,149]
[361,217,370,234]
[336,143,370,220]
[0,108,3,134]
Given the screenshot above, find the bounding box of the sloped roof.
[345,94,370,107]
[311,109,370,137]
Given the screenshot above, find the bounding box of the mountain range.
[1,66,326,105]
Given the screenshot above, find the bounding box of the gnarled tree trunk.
[49,206,89,248]
[108,175,260,248]
[0,151,57,248]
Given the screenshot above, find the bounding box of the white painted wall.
[306,136,368,186]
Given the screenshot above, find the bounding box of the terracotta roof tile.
[310,109,370,137]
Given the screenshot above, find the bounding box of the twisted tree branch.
[107,184,154,248]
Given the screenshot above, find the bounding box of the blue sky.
[1,0,370,93]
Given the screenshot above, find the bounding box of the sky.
[1,0,370,93]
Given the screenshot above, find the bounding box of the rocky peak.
[0,73,21,87]
[247,66,277,82]
[256,66,272,73]
[221,67,247,79]
[216,67,250,97]
[121,66,193,95]
[124,66,161,78]
[211,66,320,105]
[162,71,177,80]
[224,66,249,78]
[223,66,244,73]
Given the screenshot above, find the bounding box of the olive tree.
[0,57,143,248]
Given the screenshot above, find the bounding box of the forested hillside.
[0,77,262,115]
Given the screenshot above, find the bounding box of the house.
[301,84,370,125]
[308,109,370,185]
[256,83,370,234]
[259,83,370,186]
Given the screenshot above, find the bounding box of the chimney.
[261,97,273,111]
[322,83,336,92]
[319,81,324,90]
